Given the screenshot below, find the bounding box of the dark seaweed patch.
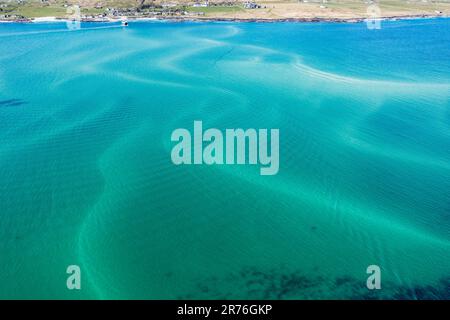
[393,278,450,300]
[178,266,450,300]
[334,276,353,286]
[0,99,27,107]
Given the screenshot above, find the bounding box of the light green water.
[0,20,449,299]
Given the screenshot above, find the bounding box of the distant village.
[3,0,446,22]
[0,0,265,21]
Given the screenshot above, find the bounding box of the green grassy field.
[11,6,68,18]
[3,4,104,18]
[185,6,244,14]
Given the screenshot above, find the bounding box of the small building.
[243,1,260,9]
[193,1,209,7]
[162,2,178,8]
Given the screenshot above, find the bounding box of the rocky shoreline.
[155,14,448,23]
[1,14,448,24]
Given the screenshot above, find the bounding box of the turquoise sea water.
[0,19,449,299]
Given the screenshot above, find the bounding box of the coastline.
[1,14,448,24]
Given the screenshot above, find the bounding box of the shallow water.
[0,19,449,299]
